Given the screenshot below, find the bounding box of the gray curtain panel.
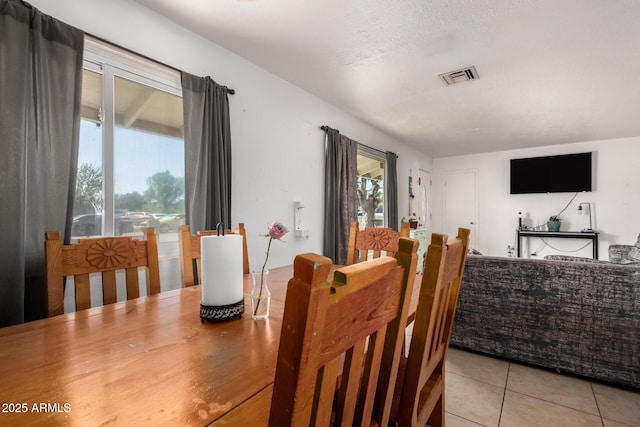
[0,0,84,326]
[323,127,358,265]
[181,72,232,232]
[386,151,399,230]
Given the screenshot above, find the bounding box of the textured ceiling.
[132,0,640,157]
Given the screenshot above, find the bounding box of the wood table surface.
[0,266,295,426]
[0,264,421,426]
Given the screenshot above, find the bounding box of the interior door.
[444,169,478,250]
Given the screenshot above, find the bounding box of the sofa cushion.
[609,233,640,264]
[629,234,640,260]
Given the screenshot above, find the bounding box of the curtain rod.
[86,33,235,95]
[321,125,397,158]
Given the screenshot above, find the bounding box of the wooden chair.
[347,221,410,265]
[373,237,420,424]
[45,227,161,317]
[212,239,419,427]
[390,228,470,427]
[178,223,249,287]
[268,244,417,426]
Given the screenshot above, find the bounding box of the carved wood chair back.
[347,221,410,265]
[45,227,161,317]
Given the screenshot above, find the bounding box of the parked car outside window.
[124,211,151,226]
[158,213,185,233]
[72,213,134,237]
[140,213,167,228]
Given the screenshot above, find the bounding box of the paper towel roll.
[200,234,243,306]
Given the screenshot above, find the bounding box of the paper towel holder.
[200,223,245,322]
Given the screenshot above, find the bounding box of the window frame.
[81,37,183,236]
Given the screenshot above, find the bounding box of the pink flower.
[254,221,288,316]
[268,222,288,240]
[253,221,289,315]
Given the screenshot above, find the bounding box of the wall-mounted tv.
[510,152,592,194]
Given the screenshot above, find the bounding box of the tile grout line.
[497,361,511,427]
[590,381,606,427]
[504,377,608,420]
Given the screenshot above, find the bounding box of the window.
[74,38,184,241]
[357,147,386,229]
[68,38,185,306]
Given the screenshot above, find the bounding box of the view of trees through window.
[74,161,103,215]
[114,170,184,214]
[357,151,385,229]
[74,133,185,217]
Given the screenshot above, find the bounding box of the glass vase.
[250,270,271,320]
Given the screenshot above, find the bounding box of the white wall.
[30,0,433,270]
[432,137,640,260]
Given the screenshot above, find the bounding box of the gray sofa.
[451,255,640,389]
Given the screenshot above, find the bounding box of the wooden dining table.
[0,264,421,426]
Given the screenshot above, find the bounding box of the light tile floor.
[444,348,640,427]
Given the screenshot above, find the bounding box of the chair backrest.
[178,223,249,287]
[269,240,418,426]
[45,228,161,317]
[346,221,410,265]
[393,228,470,427]
[373,237,419,424]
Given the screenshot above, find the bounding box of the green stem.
[253,237,273,315]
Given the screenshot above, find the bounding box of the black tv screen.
[510,152,592,194]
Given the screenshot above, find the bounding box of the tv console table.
[516,230,599,259]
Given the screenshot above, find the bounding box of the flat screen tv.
[510,152,592,194]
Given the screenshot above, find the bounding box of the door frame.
[443,168,479,250]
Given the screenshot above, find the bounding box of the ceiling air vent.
[439,66,479,86]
